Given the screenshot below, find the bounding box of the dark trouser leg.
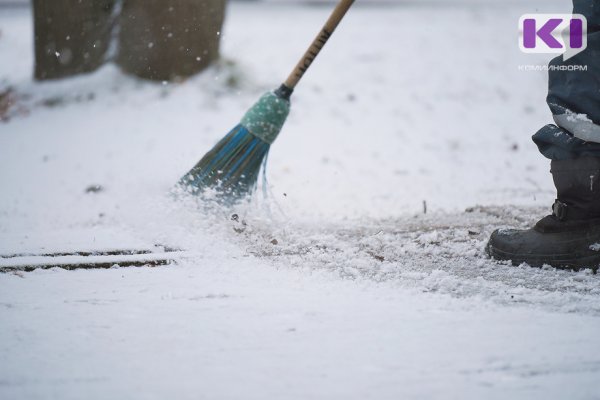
[532,0,600,160]
[486,2,600,269]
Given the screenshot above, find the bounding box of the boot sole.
[486,243,600,271]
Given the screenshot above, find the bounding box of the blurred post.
[117,0,227,81]
[33,0,116,80]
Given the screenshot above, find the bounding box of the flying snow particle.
[57,48,73,65]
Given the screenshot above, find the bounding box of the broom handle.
[283,0,355,91]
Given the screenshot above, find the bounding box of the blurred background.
[0,0,572,225]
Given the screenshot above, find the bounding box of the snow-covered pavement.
[2,261,600,400]
[1,1,600,399]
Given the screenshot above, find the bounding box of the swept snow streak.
[232,205,600,316]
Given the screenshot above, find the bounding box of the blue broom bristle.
[178,124,271,198]
[178,89,291,200]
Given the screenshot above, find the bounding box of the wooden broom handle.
[283,0,355,90]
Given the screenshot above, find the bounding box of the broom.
[179,0,355,199]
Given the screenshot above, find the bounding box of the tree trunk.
[33,0,116,80]
[117,0,226,81]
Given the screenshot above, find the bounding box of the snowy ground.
[2,1,600,399]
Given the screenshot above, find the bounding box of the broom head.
[178,89,291,200]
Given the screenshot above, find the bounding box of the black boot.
[486,157,600,270]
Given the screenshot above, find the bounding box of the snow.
[2,1,600,399]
